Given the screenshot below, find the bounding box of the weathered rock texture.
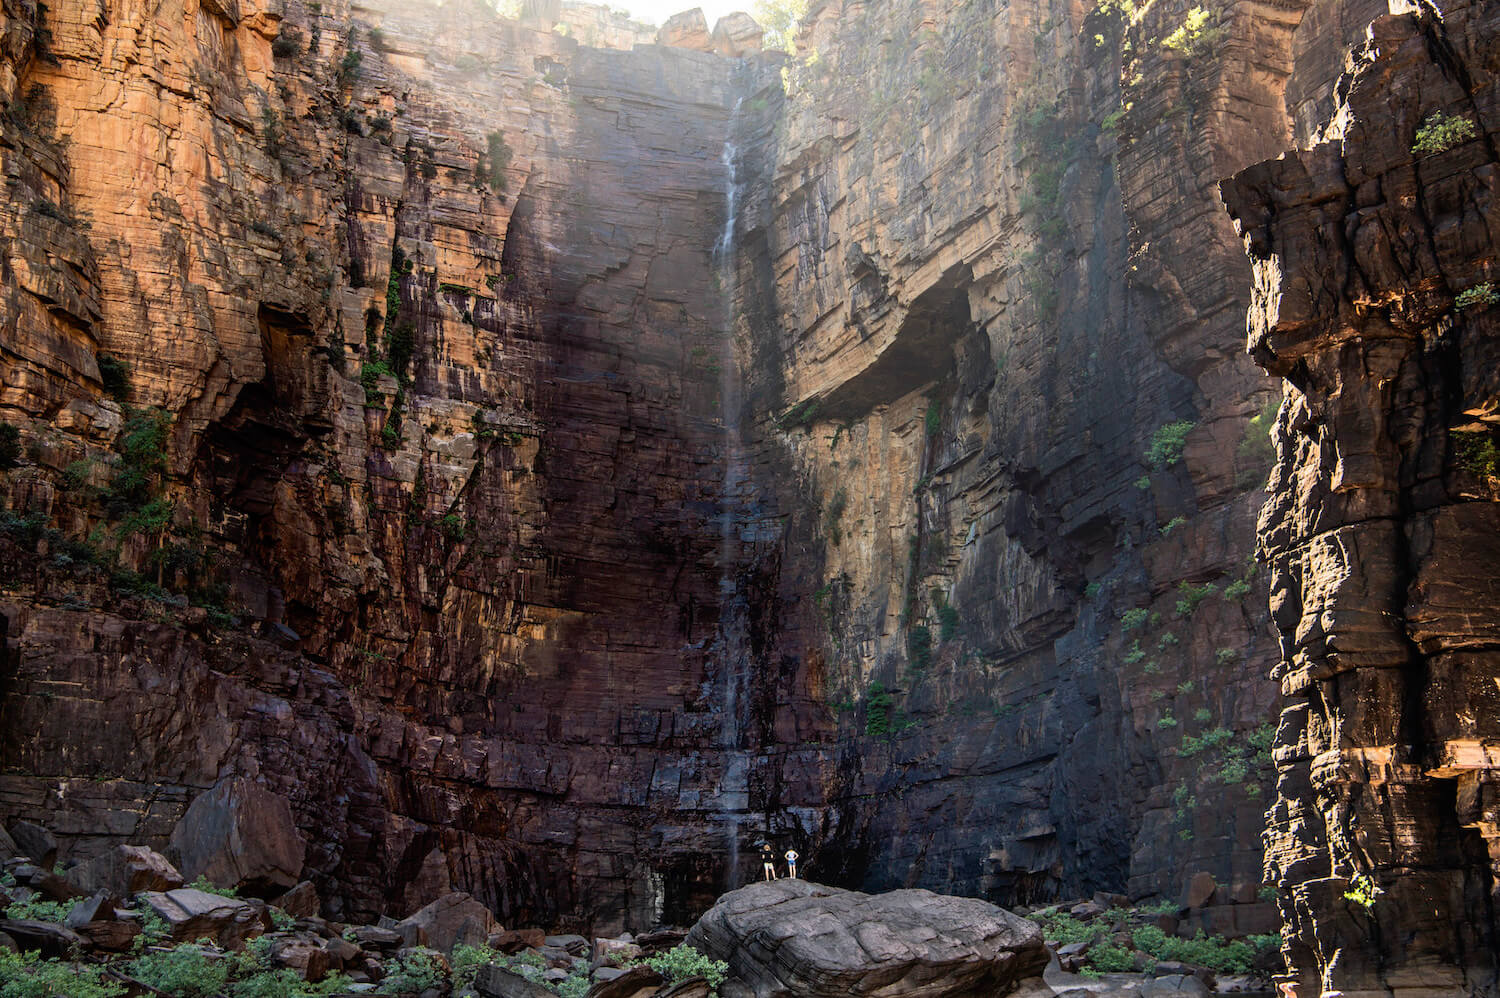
[685,879,1047,998]
[1222,0,1500,993]
[0,0,1493,968]
[0,0,800,931]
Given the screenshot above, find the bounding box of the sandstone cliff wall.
[1223,0,1500,991]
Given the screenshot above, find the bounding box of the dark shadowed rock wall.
[1223,0,1500,992]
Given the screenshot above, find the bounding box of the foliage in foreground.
[0,951,125,998]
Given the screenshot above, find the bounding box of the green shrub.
[1087,943,1135,972]
[1123,640,1144,665]
[337,46,362,85]
[452,944,500,988]
[4,897,75,922]
[1175,581,1216,617]
[485,130,513,190]
[864,681,893,737]
[105,407,171,514]
[825,488,847,545]
[938,603,960,641]
[128,945,232,998]
[1161,6,1219,56]
[230,969,355,998]
[186,875,238,897]
[440,513,468,541]
[1455,282,1498,310]
[1343,872,1380,911]
[1158,714,1178,729]
[1214,647,1237,665]
[1130,926,1258,974]
[383,949,447,993]
[1026,911,1104,945]
[1084,581,1101,599]
[1179,727,1233,757]
[0,951,124,998]
[1452,430,1499,480]
[1146,420,1194,470]
[1235,398,1278,491]
[1121,608,1149,631]
[924,399,942,436]
[1160,516,1186,535]
[1412,111,1477,155]
[907,626,932,671]
[0,423,19,470]
[1222,578,1251,600]
[97,353,131,400]
[644,945,728,993]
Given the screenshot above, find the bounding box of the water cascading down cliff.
[0,0,1496,991]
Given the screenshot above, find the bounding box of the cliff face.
[1223,0,1500,991]
[0,0,817,931]
[0,0,1495,967]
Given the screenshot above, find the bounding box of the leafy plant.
[1121,608,1149,631]
[128,945,232,997]
[0,951,125,998]
[4,897,75,922]
[825,488,847,545]
[864,681,893,737]
[1087,943,1135,973]
[104,407,171,515]
[1452,429,1499,480]
[1455,282,1498,310]
[383,949,447,993]
[0,423,19,470]
[1146,420,1194,470]
[98,353,132,400]
[1161,7,1219,56]
[643,945,728,994]
[484,130,513,191]
[1343,872,1380,911]
[1160,516,1186,535]
[1130,926,1267,974]
[1412,111,1477,155]
[1236,397,1278,491]
[186,875,238,898]
[1175,581,1217,617]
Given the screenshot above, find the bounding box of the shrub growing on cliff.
[104,407,171,516]
[1160,7,1219,57]
[1452,430,1499,481]
[1146,420,1194,470]
[1455,282,1498,311]
[1412,111,1477,155]
[1235,397,1278,491]
[97,353,131,400]
[483,130,512,191]
[0,422,20,470]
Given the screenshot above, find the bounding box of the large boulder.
[66,845,183,896]
[169,779,305,892]
[7,822,55,867]
[139,887,262,948]
[475,963,556,998]
[394,891,498,953]
[685,880,1048,998]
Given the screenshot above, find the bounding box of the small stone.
[76,919,140,952]
[274,881,320,919]
[489,928,545,952]
[352,925,404,949]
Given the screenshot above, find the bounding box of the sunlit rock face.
[0,0,1494,964]
[1223,0,1500,991]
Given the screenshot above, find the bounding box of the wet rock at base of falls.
[685,880,1049,998]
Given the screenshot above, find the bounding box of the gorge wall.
[0,0,1495,989]
[1223,0,1500,992]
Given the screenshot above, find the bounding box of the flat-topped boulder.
[685,880,1048,998]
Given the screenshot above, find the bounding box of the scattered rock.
[139,887,262,948]
[1183,873,1217,910]
[169,779,306,892]
[658,979,711,998]
[545,933,589,955]
[0,827,17,862]
[0,918,85,957]
[352,925,404,950]
[7,823,55,868]
[584,965,665,998]
[274,881,320,919]
[64,891,117,927]
[66,845,183,897]
[271,935,331,981]
[686,880,1048,998]
[1141,974,1209,996]
[395,892,498,953]
[474,963,557,998]
[491,927,546,952]
[76,919,140,951]
[0,931,14,952]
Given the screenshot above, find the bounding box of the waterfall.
[715,95,750,892]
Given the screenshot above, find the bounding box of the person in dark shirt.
[759,842,778,881]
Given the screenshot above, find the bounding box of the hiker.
[785,849,799,879]
[760,842,778,881]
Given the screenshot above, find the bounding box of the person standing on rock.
[784,849,799,878]
[759,842,778,881]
